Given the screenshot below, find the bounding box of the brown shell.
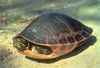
[15,13,93,46]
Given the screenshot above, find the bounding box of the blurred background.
[0,0,100,68]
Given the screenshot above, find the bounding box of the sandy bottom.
[1,21,100,68]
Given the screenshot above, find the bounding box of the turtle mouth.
[30,44,53,56]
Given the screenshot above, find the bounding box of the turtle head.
[13,37,27,51]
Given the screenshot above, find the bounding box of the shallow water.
[0,0,100,68]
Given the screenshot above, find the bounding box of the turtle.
[13,13,93,59]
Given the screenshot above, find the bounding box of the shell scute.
[35,38,46,44]
[48,39,57,44]
[59,37,67,44]
[67,37,75,43]
[75,34,83,41]
[81,32,90,38]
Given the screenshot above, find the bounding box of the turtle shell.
[16,13,92,46]
[14,13,93,59]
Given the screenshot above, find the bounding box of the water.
[0,0,100,67]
